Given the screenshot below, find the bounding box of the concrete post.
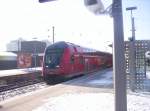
[112,0,127,111]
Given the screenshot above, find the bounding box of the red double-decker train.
[42,41,112,83]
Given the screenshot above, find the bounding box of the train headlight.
[56,65,60,68]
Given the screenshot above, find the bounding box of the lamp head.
[39,0,56,3]
[84,0,105,15]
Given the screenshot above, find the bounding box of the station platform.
[0,69,113,111]
[0,68,150,111]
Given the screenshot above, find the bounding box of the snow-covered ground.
[32,70,150,111]
[33,92,150,111]
[87,71,113,86]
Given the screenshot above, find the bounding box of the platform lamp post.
[126,7,137,91]
[18,39,20,53]
[48,26,55,44]
[52,26,55,44]
[18,38,22,53]
[126,7,137,41]
[83,0,127,110]
[32,37,37,70]
[39,0,127,111]
[84,0,127,110]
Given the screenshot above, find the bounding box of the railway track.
[0,75,81,101]
[0,71,75,101]
[0,76,77,101]
[0,81,47,101]
[0,77,43,92]
[0,68,42,92]
[0,71,46,101]
[0,70,46,101]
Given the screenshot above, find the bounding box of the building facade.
[7,39,51,68]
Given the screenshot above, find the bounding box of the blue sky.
[0,0,149,52]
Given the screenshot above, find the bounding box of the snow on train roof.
[0,52,17,61]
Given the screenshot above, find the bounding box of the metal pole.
[112,0,127,111]
[18,39,21,53]
[52,26,55,44]
[34,42,36,68]
[32,37,37,69]
[132,17,135,40]
[126,6,137,40]
[129,16,136,91]
[18,40,19,52]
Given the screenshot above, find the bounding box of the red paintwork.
[42,42,112,79]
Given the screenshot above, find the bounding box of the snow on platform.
[33,92,150,111]
[87,70,113,86]
[0,67,42,77]
[32,69,150,111]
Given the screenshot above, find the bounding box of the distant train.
[0,52,43,70]
[42,41,112,83]
[0,52,17,70]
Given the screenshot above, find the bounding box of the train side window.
[70,55,75,64]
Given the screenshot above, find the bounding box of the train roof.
[47,41,95,51]
[46,41,112,55]
[47,41,68,50]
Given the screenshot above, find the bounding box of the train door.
[74,55,84,72]
[74,55,79,72]
[70,54,80,74]
[79,55,84,72]
[84,58,89,72]
[70,54,75,73]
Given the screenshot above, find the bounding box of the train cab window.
[70,55,75,64]
[45,49,64,68]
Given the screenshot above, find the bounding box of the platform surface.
[0,67,42,77]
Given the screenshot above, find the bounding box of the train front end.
[42,42,67,82]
